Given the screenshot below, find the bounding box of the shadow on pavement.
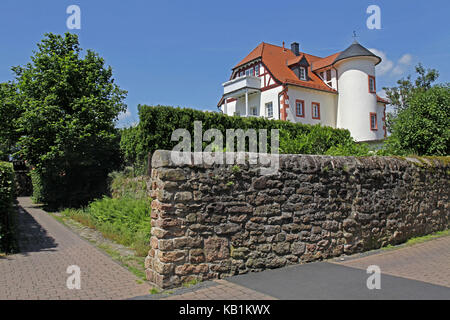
[13,205,58,255]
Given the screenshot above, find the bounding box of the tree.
[0,83,21,161]
[11,33,127,208]
[386,84,449,156]
[383,63,439,133]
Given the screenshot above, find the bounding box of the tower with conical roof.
[334,40,382,142]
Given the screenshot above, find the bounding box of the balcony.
[223,75,261,96]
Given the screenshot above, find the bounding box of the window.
[326,70,332,87]
[250,106,258,116]
[296,100,305,117]
[266,102,273,118]
[312,102,320,119]
[320,71,324,80]
[255,64,260,76]
[369,75,376,93]
[239,71,244,77]
[370,113,377,130]
[299,67,306,80]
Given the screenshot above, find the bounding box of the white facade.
[335,56,384,141]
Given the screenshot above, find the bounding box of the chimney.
[291,42,300,56]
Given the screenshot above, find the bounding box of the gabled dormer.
[289,55,310,81]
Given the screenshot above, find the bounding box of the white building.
[218,40,389,142]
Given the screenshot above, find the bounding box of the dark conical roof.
[333,40,381,65]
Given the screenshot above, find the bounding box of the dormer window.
[326,70,332,87]
[299,67,306,80]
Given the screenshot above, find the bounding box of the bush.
[0,162,16,253]
[63,196,151,256]
[325,141,371,157]
[279,126,362,155]
[387,84,450,156]
[121,105,353,171]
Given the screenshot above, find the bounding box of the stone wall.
[145,150,449,289]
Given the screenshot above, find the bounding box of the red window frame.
[368,75,376,93]
[312,102,321,120]
[370,112,378,130]
[295,100,305,117]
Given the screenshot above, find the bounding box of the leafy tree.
[11,33,127,208]
[383,63,439,130]
[382,63,448,156]
[0,83,21,161]
[386,84,449,156]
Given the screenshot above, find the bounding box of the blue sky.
[0,0,449,126]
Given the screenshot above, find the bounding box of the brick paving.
[333,235,450,288]
[161,280,276,300]
[0,197,152,300]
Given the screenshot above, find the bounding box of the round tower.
[334,41,381,142]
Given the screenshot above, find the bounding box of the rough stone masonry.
[145,150,449,289]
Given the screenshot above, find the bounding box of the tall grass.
[63,196,151,256]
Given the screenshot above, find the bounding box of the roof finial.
[282,41,285,51]
[352,31,358,43]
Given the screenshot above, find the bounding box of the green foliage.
[8,33,127,208]
[120,105,354,170]
[386,84,449,156]
[279,125,356,155]
[109,169,149,200]
[325,140,371,157]
[0,162,16,253]
[0,83,21,161]
[62,196,151,256]
[384,63,439,118]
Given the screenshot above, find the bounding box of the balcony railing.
[223,76,261,95]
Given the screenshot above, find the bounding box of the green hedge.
[0,161,15,253]
[120,105,355,172]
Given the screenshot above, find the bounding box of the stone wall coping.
[151,150,448,170]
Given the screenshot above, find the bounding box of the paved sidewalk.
[333,235,450,288]
[0,197,151,300]
[136,235,450,300]
[162,280,276,300]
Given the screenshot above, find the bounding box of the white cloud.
[369,49,413,77]
[118,108,131,121]
[398,54,413,65]
[392,54,414,75]
[369,48,394,76]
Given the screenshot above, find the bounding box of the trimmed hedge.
[120,105,355,172]
[0,161,15,253]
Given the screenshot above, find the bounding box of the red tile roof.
[377,95,390,104]
[225,42,390,106]
[233,42,337,93]
[311,52,341,71]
